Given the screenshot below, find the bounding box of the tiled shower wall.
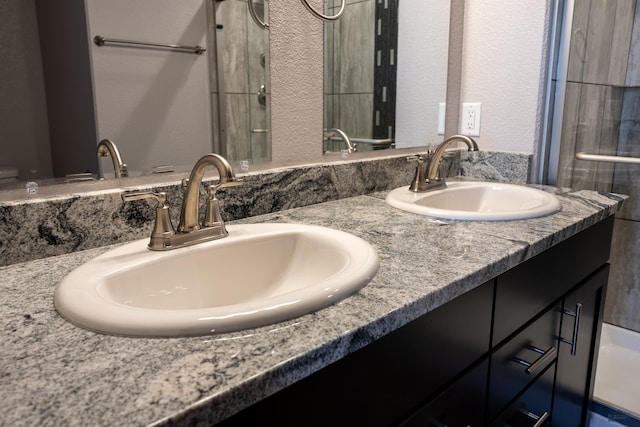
[209,0,271,163]
[324,0,375,151]
[557,0,640,333]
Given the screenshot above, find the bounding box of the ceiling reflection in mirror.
[323,0,451,154]
[0,0,269,190]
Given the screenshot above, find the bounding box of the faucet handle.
[122,191,167,205]
[121,191,176,250]
[406,156,428,192]
[406,155,426,163]
[216,177,243,190]
[202,178,241,228]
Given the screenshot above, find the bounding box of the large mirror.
[211,0,271,164]
[0,0,269,188]
[323,0,451,154]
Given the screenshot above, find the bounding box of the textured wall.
[460,1,550,154]
[269,0,325,165]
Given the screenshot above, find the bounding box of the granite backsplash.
[0,151,531,266]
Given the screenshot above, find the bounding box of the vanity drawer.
[399,359,488,427]
[493,216,613,345]
[488,304,560,420]
[490,362,555,426]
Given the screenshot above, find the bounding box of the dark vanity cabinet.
[553,265,609,426]
[219,216,613,427]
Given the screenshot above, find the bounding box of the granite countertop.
[0,186,625,426]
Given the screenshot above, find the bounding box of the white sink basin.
[386,181,561,221]
[54,223,379,337]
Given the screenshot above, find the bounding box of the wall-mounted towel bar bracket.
[93,35,206,55]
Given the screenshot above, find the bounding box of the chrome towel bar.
[93,35,206,55]
[576,152,640,165]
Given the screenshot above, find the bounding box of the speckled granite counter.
[0,186,624,426]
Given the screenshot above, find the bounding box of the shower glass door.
[545,0,640,419]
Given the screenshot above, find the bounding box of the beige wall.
[460,1,551,155]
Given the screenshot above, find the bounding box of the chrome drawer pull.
[520,410,549,427]
[561,303,582,356]
[512,345,557,374]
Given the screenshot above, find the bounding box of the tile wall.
[556,0,640,332]
[210,0,271,163]
[324,0,376,152]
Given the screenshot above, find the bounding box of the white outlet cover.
[461,102,481,137]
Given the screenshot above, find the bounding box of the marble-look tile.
[338,0,375,94]
[613,88,640,220]
[210,93,222,154]
[249,94,271,162]
[557,82,582,188]
[207,1,219,93]
[324,21,336,94]
[246,1,268,88]
[583,0,618,84]
[608,0,635,85]
[337,93,374,137]
[594,86,624,193]
[568,0,635,85]
[217,0,249,93]
[573,83,607,189]
[224,93,252,161]
[626,0,640,86]
[557,84,623,193]
[567,0,592,82]
[605,218,640,332]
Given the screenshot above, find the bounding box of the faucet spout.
[425,134,478,188]
[324,128,357,154]
[122,153,242,250]
[96,139,128,178]
[178,153,242,233]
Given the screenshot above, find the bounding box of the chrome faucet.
[121,153,242,250]
[96,139,128,178]
[324,128,357,154]
[407,134,479,192]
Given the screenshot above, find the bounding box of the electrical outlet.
[461,102,481,136]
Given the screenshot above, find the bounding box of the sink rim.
[385,181,562,221]
[54,223,379,337]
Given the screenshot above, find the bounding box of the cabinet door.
[488,305,560,420]
[552,265,609,427]
[217,281,493,427]
[399,359,489,427]
[493,217,613,345]
[490,362,555,427]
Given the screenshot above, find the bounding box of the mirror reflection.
[323,0,451,154]
[0,0,270,188]
[212,0,271,164]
